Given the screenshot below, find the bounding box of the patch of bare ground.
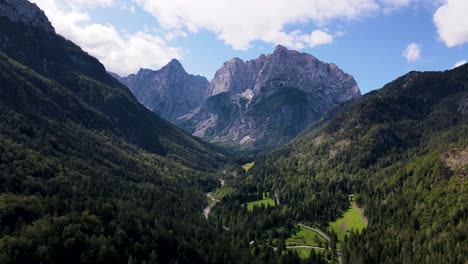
[441,147,468,174]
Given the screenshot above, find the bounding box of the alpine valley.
[0,1,466,264]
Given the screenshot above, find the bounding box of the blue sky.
[33,0,468,94]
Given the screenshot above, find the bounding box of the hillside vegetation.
[0,17,254,263]
[211,65,468,263]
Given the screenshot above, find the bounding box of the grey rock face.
[116,59,210,121]
[458,95,468,116]
[0,0,54,33]
[181,45,361,149]
[208,45,359,101]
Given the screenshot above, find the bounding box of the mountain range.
[116,45,360,149]
[0,1,466,264]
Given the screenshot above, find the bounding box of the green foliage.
[246,192,276,211]
[0,18,250,263]
[0,17,227,171]
[286,226,327,247]
[242,162,255,172]
[328,202,367,242]
[211,65,468,263]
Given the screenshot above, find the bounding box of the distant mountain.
[114,60,210,121]
[179,45,360,149]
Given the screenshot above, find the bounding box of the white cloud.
[307,30,334,47]
[31,0,181,76]
[452,60,466,69]
[434,0,468,47]
[403,43,421,62]
[134,0,379,50]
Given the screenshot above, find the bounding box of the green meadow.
[286,226,327,247]
[329,202,368,241]
[246,192,275,211]
[242,162,255,171]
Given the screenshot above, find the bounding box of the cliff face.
[208,45,359,101]
[0,0,54,33]
[116,59,210,122]
[179,45,361,149]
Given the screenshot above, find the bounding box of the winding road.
[203,179,224,219]
[295,224,342,264]
[286,245,326,250]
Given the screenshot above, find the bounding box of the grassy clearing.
[246,192,275,211]
[329,202,368,241]
[242,162,255,172]
[288,247,325,259]
[212,187,236,200]
[286,226,327,247]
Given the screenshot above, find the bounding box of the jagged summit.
[0,0,54,33]
[117,60,210,121]
[166,58,184,69]
[273,44,289,54]
[180,46,361,148]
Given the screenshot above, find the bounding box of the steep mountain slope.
[180,45,361,149]
[213,64,468,263]
[0,51,227,263]
[0,2,257,263]
[0,8,225,170]
[114,60,210,121]
[0,0,54,32]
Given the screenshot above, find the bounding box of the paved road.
[286,245,326,250]
[296,224,342,264]
[298,224,331,242]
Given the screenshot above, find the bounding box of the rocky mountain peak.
[0,0,55,33]
[166,59,184,71]
[208,57,250,96]
[273,44,288,53]
[116,60,209,121]
[182,46,361,149]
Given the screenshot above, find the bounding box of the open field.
[329,202,368,241]
[246,192,275,211]
[242,162,255,172]
[286,226,327,247]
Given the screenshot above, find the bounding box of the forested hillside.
[0,14,250,263]
[0,16,226,170]
[211,65,468,263]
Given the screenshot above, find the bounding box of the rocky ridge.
[116,59,210,122]
[179,45,361,149]
[0,0,54,33]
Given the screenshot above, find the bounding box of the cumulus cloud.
[307,30,334,47]
[434,0,468,47]
[134,0,379,50]
[452,60,467,69]
[31,0,181,76]
[403,43,421,62]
